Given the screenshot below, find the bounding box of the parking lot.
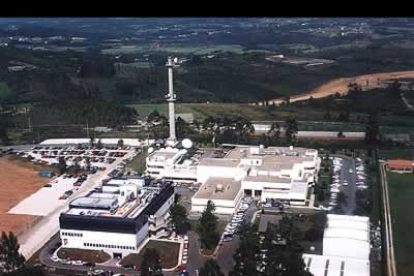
[321,155,367,215]
[221,197,253,242]
[8,146,139,217]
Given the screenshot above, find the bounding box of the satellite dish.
[182,138,193,149]
[148,147,154,154]
[174,57,178,63]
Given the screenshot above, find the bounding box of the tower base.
[166,138,177,147]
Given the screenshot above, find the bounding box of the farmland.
[387,172,414,276]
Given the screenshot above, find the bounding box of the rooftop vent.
[215,184,224,192]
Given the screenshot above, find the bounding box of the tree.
[3,265,46,276]
[317,189,325,202]
[96,139,103,149]
[169,202,190,235]
[197,200,219,250]
[234,116,254,144]
[387,80,402,98]
[323,109,331,120]
[268,122,281,139]
[117,139,124,149]
[89,137,95,147]
[85,157,91,171]
[176,116,192,139]
[199,259,225,276]
[57,156,67,175]
[73,162,81,174]
[0,232,26,273]
[364,113,380,146]
[284,118,298,145]
[229,223,261,276]
[140,248,163,276]
[262,222,313,276]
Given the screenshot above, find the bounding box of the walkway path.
[380,162,398,276]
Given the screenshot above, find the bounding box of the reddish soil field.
[262,70,414,105]
[0,155,49,235]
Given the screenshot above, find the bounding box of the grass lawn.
[120,240,180,269]
[387,172,414,276]
[56,248,111,264]
[126,148,147,174]
[379,149,414,160]
[188,218,228,236]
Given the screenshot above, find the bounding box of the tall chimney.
[166,57,177,144]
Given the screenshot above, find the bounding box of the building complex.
[146,144,320,214]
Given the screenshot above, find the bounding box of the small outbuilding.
[38,169,55,178]
[386,159,413,173]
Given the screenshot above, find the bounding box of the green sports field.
[387,172,414,276]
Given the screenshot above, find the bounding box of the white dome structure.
[182,138,193,149]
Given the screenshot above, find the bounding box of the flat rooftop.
[243,175,291,183]
[64,177,163,219]
[198,158,240,167]
[225,146,317,160]
[193,177,241,200]
[70,197,118,210]
[147,149,178,161]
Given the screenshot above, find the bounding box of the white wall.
[191,188,243,215]
[197,166,246,183]
[60,223,149,253]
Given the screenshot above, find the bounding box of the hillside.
[264,70,414,105]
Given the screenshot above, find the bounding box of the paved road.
[214,202,258,275]
[380,162,398,276]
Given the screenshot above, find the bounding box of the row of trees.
[169,199,220,251]
[229,218,313,276]
[0,232,43,276]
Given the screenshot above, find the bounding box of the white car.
[183,235,189,242]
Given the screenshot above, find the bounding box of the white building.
[303,214,371,276]
[145,147,198,182]
[59,178,175,259]
[191,178,244,214]
[191,145,320,214]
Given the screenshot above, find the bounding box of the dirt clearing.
[263,70,414,105]
[0,155,49,235]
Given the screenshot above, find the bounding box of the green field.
[387,172,414,276]
[128,103,332,122]
[102,44,245,55]
[126,149,147,174]
[379,149,414,160]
